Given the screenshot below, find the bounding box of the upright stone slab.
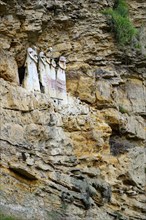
[38,52,49,94]
[23,48,40,92]
[56,56,68,104]
[45,49,57,99]
[49,59,57,99]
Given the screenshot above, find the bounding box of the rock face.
[0,0,146,220]
[0,79,113,219]
[0,80,145,219]
[0,50,19,84]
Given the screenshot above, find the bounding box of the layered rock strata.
[0,0,146,219]
[0,78,145,220]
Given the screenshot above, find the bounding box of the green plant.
[134,42,142,49]
[119,105,129,114]
[0,213,16,220]
[103,0,137,46]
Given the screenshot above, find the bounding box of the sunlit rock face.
[0,0,146,219]
[0,79,113,219]
[0,79,145,220]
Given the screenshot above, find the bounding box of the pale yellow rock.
[54,42,72,52]
[95,80,114,106]
[77,76,96,103]
[0,0,145,219]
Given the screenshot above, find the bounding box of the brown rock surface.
[0,0,146,219]
[0,79,113,219]
[0,77,145,219]
[0,50,19,84]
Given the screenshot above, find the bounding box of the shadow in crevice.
[18,65,25,85]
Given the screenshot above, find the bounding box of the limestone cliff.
[0,0,146,220]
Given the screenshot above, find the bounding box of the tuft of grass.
[103,0,137,46]
[134,43,141,49]
[0,214,16,220]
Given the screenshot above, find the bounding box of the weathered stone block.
[0,50,19,84]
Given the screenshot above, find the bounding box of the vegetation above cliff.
[103,0,137,46]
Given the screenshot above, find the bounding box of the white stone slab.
[47,58,57,99]
[23,47,40,92]
[56,56,68,104]
[38,52,49,94]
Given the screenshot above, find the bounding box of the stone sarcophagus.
[38,51,50,94]
[56,56,68,104]
[23,47,40,92]
[22,48,68,105]
[47,58,57,99]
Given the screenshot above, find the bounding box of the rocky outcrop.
[0,78,145,220]
[0,0,146,219]
[0,79,112,219]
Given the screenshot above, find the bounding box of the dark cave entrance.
[18,66,25,85]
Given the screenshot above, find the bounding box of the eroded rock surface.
[0,50,19,84]
[0,78,145,220]
[0,79,112,219]
[0,0,146,219]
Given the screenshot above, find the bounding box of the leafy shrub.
[103,0,137,46]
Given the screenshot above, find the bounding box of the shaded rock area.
[0,0,146,219]
[0,50,19,84]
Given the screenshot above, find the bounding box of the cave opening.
[18,66,25,85]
